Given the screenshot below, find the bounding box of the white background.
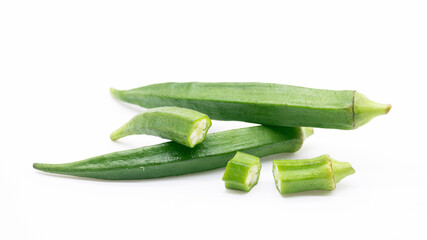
[1,1,426,239]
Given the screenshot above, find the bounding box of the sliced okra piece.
[110,106,212,148]
[222,152,261,192]
[272,155,355,194]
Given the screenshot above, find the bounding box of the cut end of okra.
[187,116,212,147]
[331,159,355,183]
[222,152,261,192]
[354,92,392,129]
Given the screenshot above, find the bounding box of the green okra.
[222,152,261,192]
[272,155,355,194]
[33,126,313,180]
[110,82,391,130]
[111,107,212,148]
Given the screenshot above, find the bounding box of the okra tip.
[110,87,123,99]
[33,163,39,170]
[33,163,50,172]
[385,104,392,114]
[34,162,73,175]
[354,92,392,129]
[110,124,129,141]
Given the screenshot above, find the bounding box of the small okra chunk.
[222,152,261,192]
[272,155,355,194]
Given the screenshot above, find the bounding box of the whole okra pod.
[33,126,313,180]
[110,82,391,130]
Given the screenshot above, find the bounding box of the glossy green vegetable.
[110,82,391,130]
[33,126,313,180]
[111,107,211,148]
[222,152,261,192]
[272,155,355,194]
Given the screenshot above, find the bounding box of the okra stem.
[331,159,355,183]
[353,92,392,128]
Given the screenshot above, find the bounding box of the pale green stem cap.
[354,92,392,129]
[331,158,356,183]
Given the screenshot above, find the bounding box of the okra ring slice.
[272,155,355,194]
[110,107,212,148]
[222,152,261,192]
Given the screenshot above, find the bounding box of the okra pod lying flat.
[273,155,355,194]
[111,107,211,148]
[110,82,391,130]
[222,152,261,192]
[33,126,313,180]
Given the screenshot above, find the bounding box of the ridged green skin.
[110,82,391,130]
[273,155,355,194]
[33,126,313,180]
[222,152,261,192]
[110,107,212,148]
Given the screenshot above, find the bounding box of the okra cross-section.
[272,155,355,194]
[110,107,212,148]
[222,152,261,192]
